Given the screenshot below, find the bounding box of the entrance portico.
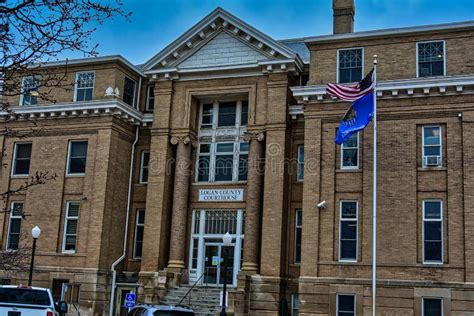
[188,209,244,287]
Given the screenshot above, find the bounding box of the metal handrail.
[177,268,209,307]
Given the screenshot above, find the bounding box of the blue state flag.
[335,92,374,145]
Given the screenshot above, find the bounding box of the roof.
[304,20,474,43]
[279,39,310,63]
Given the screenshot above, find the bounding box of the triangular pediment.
[177,31,269,69]
[142,7,303,73]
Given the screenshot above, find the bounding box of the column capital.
[170,134,197,147]
[243,131,265,142]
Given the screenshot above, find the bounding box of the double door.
[203,243,234,286]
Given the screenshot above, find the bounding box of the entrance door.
[115,286,136,316]
[203,243,234,286]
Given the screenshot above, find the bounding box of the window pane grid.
[133,209,145,258]
[297,145,304,181]
[7,202,23,250]
[418,42,444,77]
[67,141,88,175]
[342,133,358,169]
[63,202,80,252]
[13,143,32,176]
[205,210,238,235]
[123,77,136,106]
[423,200,443,263]
[340,201,358,261]
[338,49,363,83]
[140,151,150,183]
[75,72,94,102]
[21,77,38,106]
[294,209,302,264]
[146,85,154,110]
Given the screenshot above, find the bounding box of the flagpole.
[372,55,378,316]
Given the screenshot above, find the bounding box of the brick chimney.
[333,0,355,34]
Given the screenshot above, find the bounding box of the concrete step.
[161,285,223,315]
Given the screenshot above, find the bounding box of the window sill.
[10,174,29,178]
[418,167,446,171]
[338,260,358,264]
[137,182,148,185]
[192,181,247,186]
[336,169,362,173]
[65,173,86,177]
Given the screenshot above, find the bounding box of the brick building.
[1,1,474,315]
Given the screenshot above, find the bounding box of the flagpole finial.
[373,55,378,65]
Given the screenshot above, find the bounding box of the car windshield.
[0,288,51,306]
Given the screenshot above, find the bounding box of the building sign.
[198,189,244,202]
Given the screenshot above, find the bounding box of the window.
[339,201,358,262]
[291,294,299,316]
[62,202,79,253]
[6,202,23,250]
[241,101,248,126]
[123,77,136,106]
[422,126,442,167]
[140,151,150,184]
[337,294,356,316]
[238,142,248,181]
[67,141,88,175]
[423,298,443,316]
[341,133,359,169]
[423,200,443,264]
[20,77,38,106]
[146,85,154,111]
[61,283,80,305]
[218,102,237,127]
[74,72,95,102]
[294,209,302,264]
[215,143,234,182]
[12,143,32,176]
[338,48,363,83]
[133,209,145,259]
[297,145,304,181]
[418,41,445,77]
[52,279,69,301]
[197,144,211,182]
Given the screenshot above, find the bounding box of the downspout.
[109,125,139,316]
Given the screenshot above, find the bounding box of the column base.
[241,261,259,274]
[167,260,186,270]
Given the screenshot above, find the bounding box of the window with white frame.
[123,77,136,106]
[418,41,445,77]
[12,143,32,176]
[62,201,80,253]
[133,209,145,259]
[341,132,359,169]
[74,72,95,102]
[291,294,299,316]
[6,202,24,250]
[422,126,442,167]
[297,145,304,181]
[423,297,443,316]
[337,294,356,316]
[423,200,443,264]
[339,201,358,262]
[67,141,88,175]
[20,76,38,106]
[196,100,248,183]
[146,85,154,111]
[294,209,302,264]
[140,151,149,184]
[338,48,363,83]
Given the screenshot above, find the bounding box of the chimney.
[333,0,355,34]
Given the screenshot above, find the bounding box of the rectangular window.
[338,48,363,83]
[12,143,32,176]
[20,77,38,106]
[423,298,443,316]
[6,202,23,250]
[238,142,248,181]
[294,209,302,264]
[215,143,234,182]
[341,133,359,169]
[197,144,211,182]
[74,72,95,102]
[133,209,145,259]
[67,141,88,175]
[241,101,248,126]
[297,145,304,181]
[62,202,80,253]
[200,104,214,129]
[418,41,445,77]
[123,77,136,106]
[291,294,299,316]
[139,151,150,184]
[423,200,443,264]
[146,85,154,111]
[218,102,237,127]
[422,126,442,167]
[337,294,356,316]
[339,201,358,262]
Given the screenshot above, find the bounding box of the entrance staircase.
[161,285,222,316]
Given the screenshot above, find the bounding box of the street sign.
[124,293,136,308]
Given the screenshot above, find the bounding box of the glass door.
[204,244,219,285]
[219,245,234,286]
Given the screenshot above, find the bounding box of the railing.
[177,268,210,307]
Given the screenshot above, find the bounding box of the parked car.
[0,285,68,316]
[127,304,195,316]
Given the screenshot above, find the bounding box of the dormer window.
[338,48,363,83]
[417,41,445,77]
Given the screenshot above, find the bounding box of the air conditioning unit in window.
[424,155,441,166]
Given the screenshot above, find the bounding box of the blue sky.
[65,0,474,64]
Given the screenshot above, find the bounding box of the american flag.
[326,68,374,102]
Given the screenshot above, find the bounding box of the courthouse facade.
[1,1,474,314]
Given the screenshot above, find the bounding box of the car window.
[153,311,194,316]
[0,288,51,306]
[128,307,148,316]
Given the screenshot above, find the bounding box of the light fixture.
[31,226,41,239]
[222,232,232,246]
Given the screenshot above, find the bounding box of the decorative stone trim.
[243,131,265,142]
[291,75,474,104]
